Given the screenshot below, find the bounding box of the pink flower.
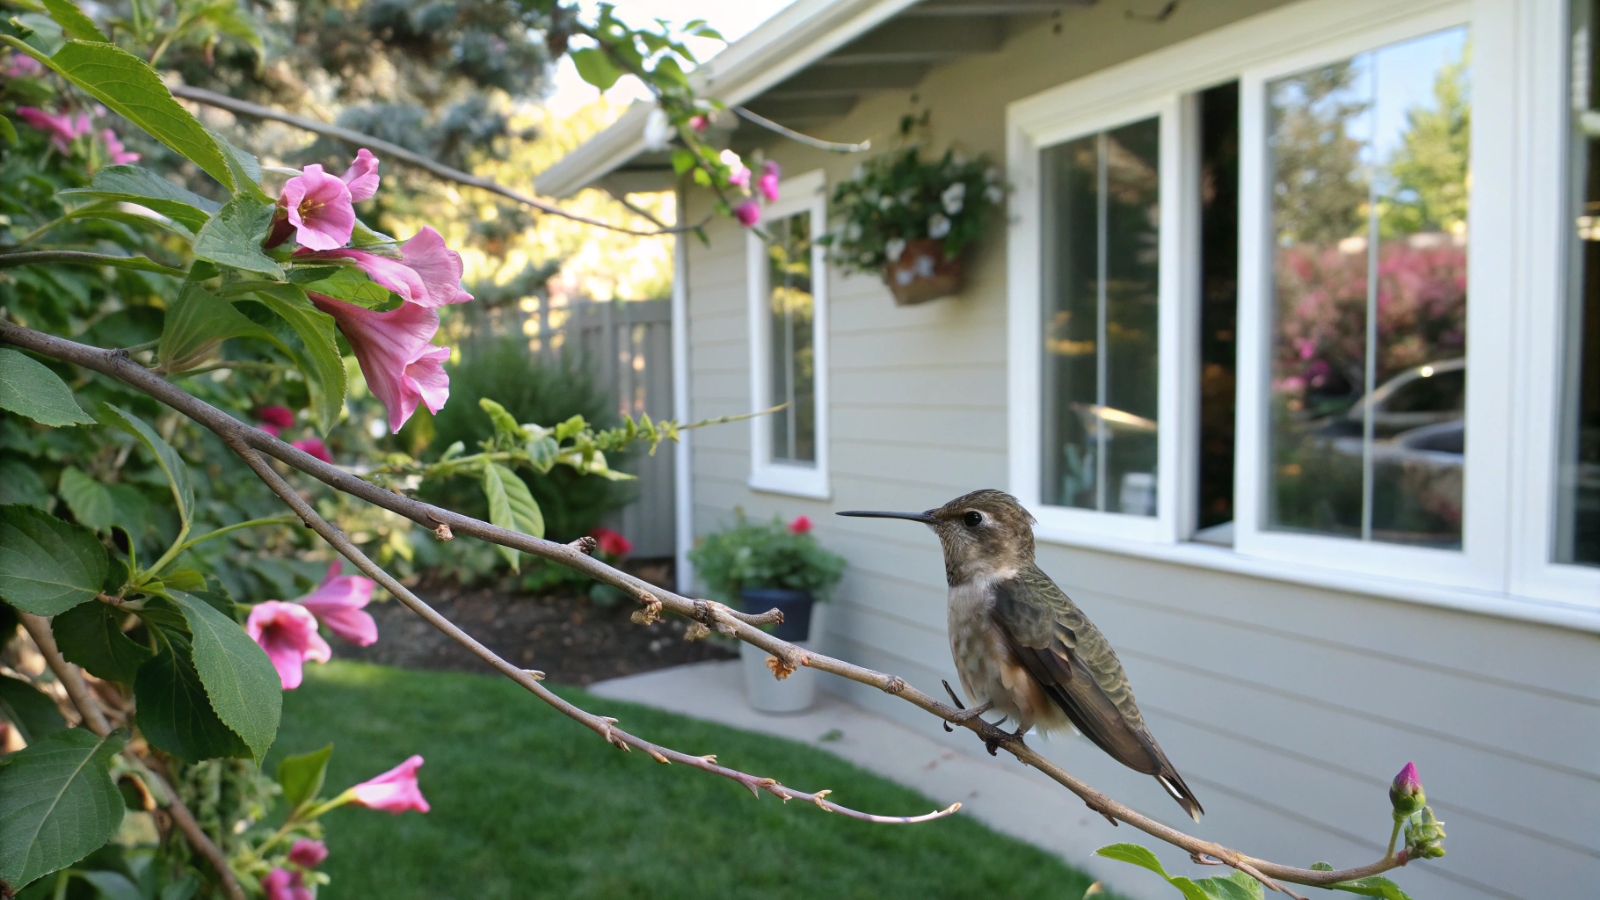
[18,107,91,152]
[788,515,813,534]
[758,161,781,203]
[2,54,43,79]
[734,200,761,228]
[308,293,450,432]
[100,129,139,165]
[589,527,632,557]
[246,601,331,691]
[688,114,709,132]
[298,226,470,309]
[280,164,355,251]
[292,437,333,464]
[347,755,429,814]
[296,562,377,647]
[721,150,750,189]
[341,148,380,202]
[257,406,295,437]
[287,839,328,869]
[261,868,312,900]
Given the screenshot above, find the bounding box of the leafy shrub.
[689,514,845,602]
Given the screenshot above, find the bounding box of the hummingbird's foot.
[944,700,993,727]
[984,723,1028,757]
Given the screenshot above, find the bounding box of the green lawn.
[271,661,1100,899]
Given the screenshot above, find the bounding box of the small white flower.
[984,184,1004,205]
[895,268,915,285]
[984,167,1000,183]
[941,182,966,215]
[951,152,966,167]
[885,237,907,263]
[928,214,952,239]
[863,188,880,204]
[913,255,935,277]
[642,107,672,151]
[853,164,866,180]
[845,222,863,241]
[879,195,895,210]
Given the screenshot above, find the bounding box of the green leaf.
[0,115,17,145]
[1329,876,1415,900]
[133,640,250,762]
[98,406,192,529]
[57,467,114,532]
[479,398,521,442]
[247,285,346,433]
[1193,872,1264,900]
[208,130,266,199]
[52,602,153,683]
[481,463,545,571]
[167,591,280,764]
[0,348,94,427]
[0,728,126,890]
[6,39,235,190]
[276,744,333,810]
[59,165,220,233]
[77,870,142,900]
[0,460,51,509]
[1094,844,1210,900]
[0,673,68,743]
[157,281,271,373]
[293,264,391,308]
[570,47,622,90]
[0,504,108,616]
[41,0,108,42]
[192,194,281,278]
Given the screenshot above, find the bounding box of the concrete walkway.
[590,659,1168,899]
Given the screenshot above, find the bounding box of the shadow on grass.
[271,661,1105,900]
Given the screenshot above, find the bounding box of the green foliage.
[1095,844,1264,900]
[51,600,154,682]
[169,590,282,764]
[135,633,254,762]
[688,513,846,602]
[481,462,545,571]
[0,347,94,426]
[0,504,108,615]
[276,744,334,812]
[0,728,127,890]
[0,673,68,743]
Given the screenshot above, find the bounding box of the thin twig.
[734,107,871,153]
[18,613,111,737]
[166,84,699,238]
[0,321,1417,890]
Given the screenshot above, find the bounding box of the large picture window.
[1563,0,1600,569]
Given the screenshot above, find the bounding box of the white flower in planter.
[929,213,952,239]
[941,182,966,215]
[643,107,672,151]
[885,237,907,263]
[845,221,863,241]
[879,194,895,210]
[984,166,1001,183]
[984,184,1005,204]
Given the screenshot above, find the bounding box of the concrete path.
[590,659,1169,899]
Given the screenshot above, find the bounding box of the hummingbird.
[839,489,1204,821]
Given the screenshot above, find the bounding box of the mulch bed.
[339,560,735,686]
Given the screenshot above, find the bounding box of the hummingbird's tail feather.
[1155,766,1204,822]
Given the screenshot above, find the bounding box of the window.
[1563,0,1600,569]
[1195,82,1241,542]
[747,169,830,498]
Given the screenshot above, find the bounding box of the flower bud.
[1404,806,1447,859]
[1389,762,1425,817]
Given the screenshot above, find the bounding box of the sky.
[546,0,796,116]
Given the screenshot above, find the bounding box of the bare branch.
[0,321,1417,888]
[167,84,699,238]
[733,107,872,153]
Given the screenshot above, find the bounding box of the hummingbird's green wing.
[992,565,1204,820]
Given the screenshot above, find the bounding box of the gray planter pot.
[737,588,824,713]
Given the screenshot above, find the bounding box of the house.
[538,1,1599,897]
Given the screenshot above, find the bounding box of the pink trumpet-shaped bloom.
[18,107,91,152]
[288,839,329,869]
[347,755,430,813]
[734,200,761,227]
[257,405,295,437]
[297,562,377,647]
[400,227,473,307]
[100,129,140,165]
[758,161,781,203]
[308,293,450,432]
[262,868,312,900]
[247,601,331,690]
[280,164,355,251]
[341,148,380,202]
[292,437,333,464]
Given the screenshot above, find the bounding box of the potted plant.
[821,140,1005,306]
[689,513,845,712]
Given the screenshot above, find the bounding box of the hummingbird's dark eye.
[962,511,983,528]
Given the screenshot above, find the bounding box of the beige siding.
[680,2,1600,897]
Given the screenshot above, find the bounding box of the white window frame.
[747,168,831,499]
[1007,0,1600,629]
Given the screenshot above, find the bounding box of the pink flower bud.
[734,200,761,228]
[296,562,377,647]
[291,437,333,464]
[788,515,813,534]
[758,161,781,203]
[257,406,295,436]
[341,148,380,202]
[262,868,312,900]
[287,838,328,869]
[1390,761,1426,817]
[347,755,429,814]
[689,114,709,132]
[246,601,331,691]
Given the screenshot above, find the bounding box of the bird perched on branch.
[839,489,1203,821]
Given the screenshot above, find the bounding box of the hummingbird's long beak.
[837,510,939,524]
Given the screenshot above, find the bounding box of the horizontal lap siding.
[678,1,1598,896]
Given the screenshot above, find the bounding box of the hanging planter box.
[881,238,965,306]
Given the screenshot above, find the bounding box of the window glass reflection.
[767,212,816,465]
[1561,1,1600,567]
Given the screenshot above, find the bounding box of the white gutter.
[535,0,921,198]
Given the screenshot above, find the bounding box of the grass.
[270,661,1101,900]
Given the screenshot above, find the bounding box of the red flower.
[257,406,295,437]
[589,527,632,557]
[347,755,429,814]
[788,515,813,534]
[292,437,333,464]
[734,200,761,227]
[288,838,328,869]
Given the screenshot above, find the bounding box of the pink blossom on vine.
[400,227,473,307]
[2,54,43,79]
[17,107,90,152]
[758,161,781,203]
[308,294,450,432]
[100,129,139,165]
[280,164,355,251]
[262,868,312,900]
[292,437,333,464]
[734,200,761,227]
[347,755,430,813]
[257,406,295,437]
[341,148,380,202]
[247,601,331,690]
[288,839,329,869]
[296,562,377,647]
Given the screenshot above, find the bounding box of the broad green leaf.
[1329,876,1415,900]
[98,406,192,529]
[293,264,392,308]
[525,433,560,473]
[248,285,346,433]
[0,115,17,145]
[192,194,281,278]
[162,570,205,593]
[208,130,266,200]
[276,744,333,810]
[0,728,126,889]
[1095,844,1209,900]
[1193,872,1264,900]
[134,641,250,762]
[59,165,220,233]
[0,460,51,508]
[9,13,66,56]
[158,281,271,373]
[0,673,68,743]
[77,870,142,900]
[57,467,114,532]
[168,591,280,764]
[6,39,234,190]
[479,398,521,441]
[0,348,93,427]
[52,602,153,683]
[570,47,622,90]
[0,504,108,616]
[482,464,545,571]
[42,0,108,42]
[64,200,201,238]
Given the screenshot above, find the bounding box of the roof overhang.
[535,0,1093,198]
